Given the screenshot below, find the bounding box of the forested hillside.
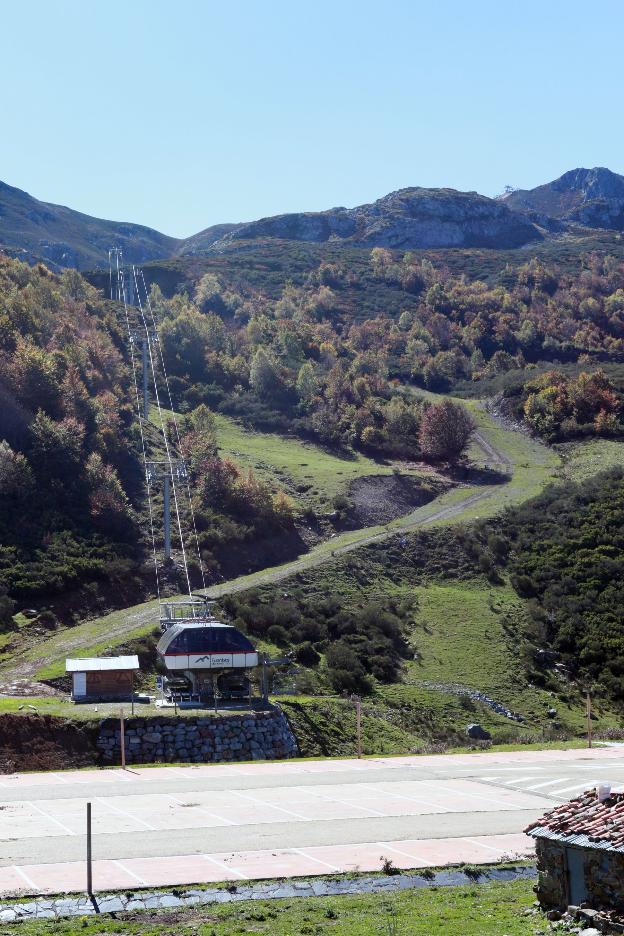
[127,247,624,456]
[0,257,143,616]
[0,257,316,613]
[466,468,624,702]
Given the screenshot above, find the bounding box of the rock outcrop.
[197,187,541,253]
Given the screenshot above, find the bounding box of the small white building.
[66,656,140,701]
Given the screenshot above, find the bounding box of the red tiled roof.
[525,789,624,849]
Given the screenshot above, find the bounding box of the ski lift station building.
[66,655,140,701]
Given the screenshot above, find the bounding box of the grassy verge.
[2,878,542,935]
[554,436,624,483]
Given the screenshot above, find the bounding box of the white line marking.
[461,836,504,854]
[313,794,388,818]
[112,859,148,885]
[231,789,310,821]
[96,797,156,830]
[418,780,538,810]
[292,848,340,871]
[26,801,76,836]
[12,865,38,890]
[202,854,249,879]
[168,795,235,826]
[378,842,425,862]
[366,785,450,814]
[580,764,624,770]
[550,782,594,796]
[525,778,571,790]
[470,767,545,773]
[504,777,538,785]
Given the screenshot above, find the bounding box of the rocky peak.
[500,167,624,230]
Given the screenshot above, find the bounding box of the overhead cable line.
[137,267,207,592]
[112,253,163,603]
[132,264,193,597]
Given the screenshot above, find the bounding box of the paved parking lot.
[0,747,622,895]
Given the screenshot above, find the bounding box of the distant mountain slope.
[0,180,179,270]
[181,222,245,254]
[7,168,624,273]
[190,187,541,253]
[500,167,624,231]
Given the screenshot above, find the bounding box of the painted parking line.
[469,767,545,773]
[202,853,249,880]
[378,842,428,863]
[417,780,546,811]
[96,797,156,830]
[111,859,148,886]
[313,794,388,818]
[550,782,595,797]
[3,749,624,792]
[365,785,451,814]
[525,778,571,790]
[0,833,537,896]
[460,836,506,854]
[291,848,340,871]
[231,789,311,821]
[168,794,235,826]
[26,802,76,837]
[12,865,38,890]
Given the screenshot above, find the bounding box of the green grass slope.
[151,405,426,514]
[3,877,541,936]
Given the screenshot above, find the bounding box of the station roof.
[526,788,624,852]
[66,656,140,673]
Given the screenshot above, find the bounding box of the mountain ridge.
[0,179,180,270]
[191,186,541,254]
[1,166,624,271]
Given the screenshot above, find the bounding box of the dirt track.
[0,410,532,692]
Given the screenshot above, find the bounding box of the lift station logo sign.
[191,654,232,668]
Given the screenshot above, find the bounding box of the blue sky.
[3,0,623,237]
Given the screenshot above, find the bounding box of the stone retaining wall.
[97,708,298,764]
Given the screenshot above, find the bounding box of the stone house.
[526,787,624,912]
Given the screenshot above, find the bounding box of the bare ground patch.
[346,474,448,527]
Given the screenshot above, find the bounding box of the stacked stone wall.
[97,708,298,764]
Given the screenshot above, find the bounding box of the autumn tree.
[418,400,476,463]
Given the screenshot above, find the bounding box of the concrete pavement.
[1,747,623,896]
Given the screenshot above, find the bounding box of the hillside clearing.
[1,401,559,686]
[150,406,433,513]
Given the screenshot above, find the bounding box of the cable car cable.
[137,267,207,592]
[132,264,192,597]
[115,260,163,603]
